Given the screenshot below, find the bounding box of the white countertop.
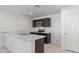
[23,34,46,40]
[5,33,46,41]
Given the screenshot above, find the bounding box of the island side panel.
[35,38,44,53]
[6,34,35,53]
[30,40,35,53]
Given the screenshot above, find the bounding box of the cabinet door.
[36,19,43,27]
[35,39,44,53]
[33,19,43,27]
[33,20,36,27]
[33,20,38,27]
[42,18,51,27]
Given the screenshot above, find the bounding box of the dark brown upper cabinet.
[42,18,51,27]
[32,18,51,27]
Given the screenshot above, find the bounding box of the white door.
[61,9,79,52]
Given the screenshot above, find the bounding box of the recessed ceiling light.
[35,5,40,8]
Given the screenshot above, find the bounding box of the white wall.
[0,11,32,32]
[0,10,32,48]
[32,13,61,44]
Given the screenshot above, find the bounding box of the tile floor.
[0,48,9,53]
[0,43,72,53]
[44,43,72,53]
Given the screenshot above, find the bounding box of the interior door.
[61,10,79,52]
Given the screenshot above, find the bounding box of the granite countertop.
[5,33,46,41]
[23,34,46,40]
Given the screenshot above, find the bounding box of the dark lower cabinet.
[35,38,44,53]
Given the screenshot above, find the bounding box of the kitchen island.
[3,33,45,53]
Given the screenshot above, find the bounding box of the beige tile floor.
[0,48,10,53]
[0,43,72,53]
[44,43,72,53]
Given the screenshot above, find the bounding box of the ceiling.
[0,5,71,18]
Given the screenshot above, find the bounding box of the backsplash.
[32,27,52,33]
